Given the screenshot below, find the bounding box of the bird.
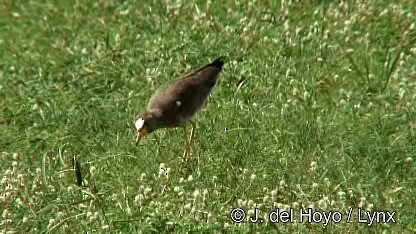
[134,57,225,160]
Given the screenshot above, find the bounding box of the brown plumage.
[134,57,224,157]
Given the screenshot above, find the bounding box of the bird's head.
[134,112,157,143]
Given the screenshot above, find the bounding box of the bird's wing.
[146,57,224,118]
[182,57,224,84]
[146,77,199,114]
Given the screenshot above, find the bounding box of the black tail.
[183,56,225,80]
[210,56,225,70]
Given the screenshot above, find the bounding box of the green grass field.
[1,0,416,232]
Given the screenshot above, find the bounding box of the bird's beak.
[135,127,148,144]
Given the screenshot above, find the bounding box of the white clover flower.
[309,161,317,171]
[159,163,165,170]
[126,207,132,216]
[337,191,346,198]
[1,176,7,185]
[89,166,96,175]
[247,199,254,207]
[292,202,300,208]
[143,187,152,196]
[2,209,8,219]
[324,178,331,186]
[193,189,200,198]
[184,203,192,210]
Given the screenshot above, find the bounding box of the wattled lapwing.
[134,57,224,159]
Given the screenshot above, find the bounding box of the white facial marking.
[175,100,182,107]
[135,118,145,130]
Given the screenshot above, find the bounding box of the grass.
[1,0,416,232]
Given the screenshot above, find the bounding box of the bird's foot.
[182,142,194,161]
[182,121,196,161]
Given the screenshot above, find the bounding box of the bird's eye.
[135,118,145,130]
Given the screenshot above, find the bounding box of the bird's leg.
[188,121,196,153]
[135,131,140,145]
[183,121,196,161]
[182,126,189,160]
